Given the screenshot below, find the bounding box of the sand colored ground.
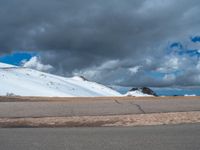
[0,111,200,128]
[0,96,200,102]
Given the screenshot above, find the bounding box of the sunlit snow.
[0,62,121,97]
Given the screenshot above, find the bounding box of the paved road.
[0,98,200,117]
[0,123,199,150]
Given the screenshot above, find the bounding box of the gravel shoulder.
[0,96,200,102]
[1,111,200,128]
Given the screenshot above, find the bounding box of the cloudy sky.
[1,0,200,90]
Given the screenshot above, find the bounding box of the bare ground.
[1,111,200,128]
[0,96,200,102]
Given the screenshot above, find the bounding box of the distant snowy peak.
[0,62,17,68]
[0,62,122,97]
[71,76,88,81]
[125,87,157,97]
[184,94,196,96]
[125,90,153,97]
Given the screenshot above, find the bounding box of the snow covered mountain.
[0,62,121,97]
[125,87,157,97]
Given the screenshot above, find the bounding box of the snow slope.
[0,62,121,97]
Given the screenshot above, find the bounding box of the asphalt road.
[0,98,200,117]
[0,123,199,150]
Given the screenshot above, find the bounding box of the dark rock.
[129,87,157,96]
[79,76,88,81]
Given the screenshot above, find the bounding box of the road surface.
[0,123,199,150]
[0,97,200,117]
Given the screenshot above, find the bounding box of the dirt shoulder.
[0,96,200,102]
[1,111,200,128]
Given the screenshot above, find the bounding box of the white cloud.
[129,66,141,74]
[73,60,115,79]
[137,0,174,14]
[22,56,53,72]
[156,56,180,73]
[72,59,125,83]
[99,60,120,70]
[196,60,200,70]
[163,74,176,81]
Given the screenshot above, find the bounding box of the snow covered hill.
[0,62,121,97]
[125,87,157,97]
[125,90,153,97]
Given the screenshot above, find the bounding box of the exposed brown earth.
[0,111,200,128]
[0,96,199,102]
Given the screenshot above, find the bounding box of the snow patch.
[0,62,16,68]
[184,94,196,96]
[125,90,154,97]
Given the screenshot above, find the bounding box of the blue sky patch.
[146,71,165,79]
[0,51,37,66]
[191,36,200,43]
[153,87,200,96]
[168,39,200,59]
[166,42,183,55]
[184,49,200,57]
[170,42,183,49]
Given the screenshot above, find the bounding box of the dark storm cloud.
[1,0,200,87]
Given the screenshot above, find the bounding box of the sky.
[1,0,200,94]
